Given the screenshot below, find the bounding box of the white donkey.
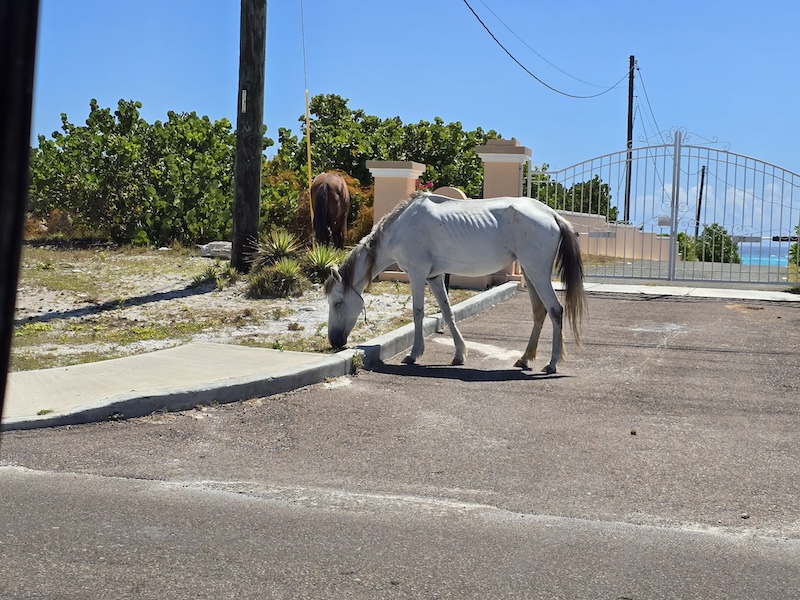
[324,193,586,374]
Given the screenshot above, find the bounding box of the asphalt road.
[1,291,799,599]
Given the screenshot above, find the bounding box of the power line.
[635,65,664,143]
[461,0,630,99]
[475,0,616,89]
[299,0,309,90]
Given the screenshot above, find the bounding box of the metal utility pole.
[623,55,635,223]
[0,0,40,422]
[231,0,267,272]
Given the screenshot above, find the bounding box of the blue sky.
[31,0,800,174]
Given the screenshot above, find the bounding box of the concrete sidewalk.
[3,281,798,430]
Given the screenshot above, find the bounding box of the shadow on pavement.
[368,362,568,382]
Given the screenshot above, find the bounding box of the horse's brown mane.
[323,194,420,295]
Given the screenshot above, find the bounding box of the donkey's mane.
[323,194,420,295]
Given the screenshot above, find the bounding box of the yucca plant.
[190,261,240,290]
[250,227,302,272]
[303,244,346,283]
[191,264,219,288]
[246,257,308,298]
[215,264,241,290]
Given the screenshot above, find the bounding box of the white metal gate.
[527,129,800,285]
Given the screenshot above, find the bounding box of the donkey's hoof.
[514,359,530,370]
[401,355,417,365]
[451,356,465,366]
[541,364,557,374]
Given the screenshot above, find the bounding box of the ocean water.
[738,243,791,267]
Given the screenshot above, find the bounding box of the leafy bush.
[347,204,374,245]
[28,99,271,246]
[696,223,740,263]
[677,232,696,261]
[677,225,739,263]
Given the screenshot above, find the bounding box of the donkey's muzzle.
[328,330,347,350]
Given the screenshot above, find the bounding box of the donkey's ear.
[331,266,342,283]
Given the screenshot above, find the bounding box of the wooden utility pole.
[231,0,267,271]
[0,0,40,419]
[694,165,706,239]
[623,54,635,223]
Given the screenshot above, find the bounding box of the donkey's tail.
[313,183,330,244]
[555,214,587,345]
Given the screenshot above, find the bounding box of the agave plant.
[246,257,308,298]
[250,227,302,272]
[303,243,346,283]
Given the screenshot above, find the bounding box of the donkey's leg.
[536,273,565,373]
[402,274,428,364]
[427,274,467,365]
[520,260,564,373]
[515,272,547,370]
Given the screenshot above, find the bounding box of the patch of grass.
[192,265,219,288]
[190,260,240,290]
[271,307,290,320]
[12,317,217,357]
[582,253,624,266]
[20,245,210,299]
[273,335,331,354]
[14,322,53,337]
[36,409,54,416]
[104,321,216,344]
[215,264,241,290]
[9,349,119,372]
[351,351,364,373]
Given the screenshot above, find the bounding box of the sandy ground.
[11,249,425,370]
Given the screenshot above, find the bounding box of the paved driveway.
[1,291,799,599]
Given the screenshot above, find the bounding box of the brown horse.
[311,173,350,248]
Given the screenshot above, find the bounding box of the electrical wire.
[299,0,309,90]
[635,65,665,143]
[461,0,630,99]
[475,0,617,89]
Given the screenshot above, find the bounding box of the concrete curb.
[2,353,353,432]
[2,283,520,431]
[354,281,520,367]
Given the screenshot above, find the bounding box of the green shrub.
[677,232,696,261]
[696,223,740,263]
[26,99,261,246]
[678,225,739,263]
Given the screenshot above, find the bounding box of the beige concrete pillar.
[475,139,531,199]
[366,160,426,225]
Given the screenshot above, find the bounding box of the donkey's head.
[324,266,364,349]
